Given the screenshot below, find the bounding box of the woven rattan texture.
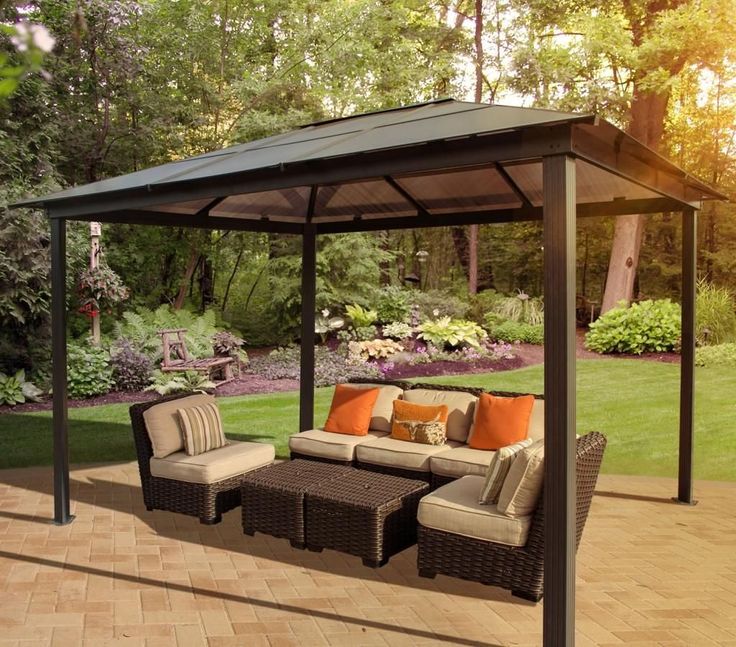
[240,460,353,547]
[354,461,433,485]
[417,431,606,600]
[306,470,429,566]
[130,394,259,524]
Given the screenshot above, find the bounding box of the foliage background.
[1,0,735,376]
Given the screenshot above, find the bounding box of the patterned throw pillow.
[478,438,534,505]
[391,400,449,446]
[177,401,228,456]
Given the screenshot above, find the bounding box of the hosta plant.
[585,299,681,354]
[0,370,43,406]
[417,317,488,349]
[381,321,414,339]
[345,303,378,328]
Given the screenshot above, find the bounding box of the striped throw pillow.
[177,402,227,456]
[478,438,533,505]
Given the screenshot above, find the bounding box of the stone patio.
[0,462,734,646]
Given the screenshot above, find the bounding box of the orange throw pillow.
[323,384,380,436]
[391,400,449,444]
[468,393,535,450]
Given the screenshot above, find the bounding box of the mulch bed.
[0,338,679,415]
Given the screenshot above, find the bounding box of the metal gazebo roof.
[12,98,724,229]
[15,98,725,647]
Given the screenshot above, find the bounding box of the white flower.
[9,23,29,52]
[8,22,55,54]
[432,308,440,316]
[321,308,330,317]
[31,24,55,53]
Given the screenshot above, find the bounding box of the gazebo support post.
[542,154,576,646]
[299,224,317,432]
[50,217,74,525]
[677,207,697,504]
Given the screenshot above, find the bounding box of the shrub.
[0,369,43,406]
[345,303,378,328]
[212,331,248,365]
[695,343,736,367]
[468,289,503,323]
[381,321,414,339]
[110,340,153,392]
[696,280,736,346]
[585,299,681,354]
[145,370,215,396]
[248,345,381,387]
[417,317,487,349]
[67,343,115,398]
[373,286,411,323]
[410,289,469,321]
[489,320,544,345]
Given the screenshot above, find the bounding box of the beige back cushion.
[468,396,544,444]
[497,438,544,517]
[403,389,477,442]
[143,393,215,458]
[527,398,545,441]
[343,383,404,433]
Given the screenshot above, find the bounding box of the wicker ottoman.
[241,459,352,548]
[305,469,429,567]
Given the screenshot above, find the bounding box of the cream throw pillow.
[478,439,533,505]
[178,401,228,456]
[496,438,545,517]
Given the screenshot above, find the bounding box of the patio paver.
[0,462,734,646]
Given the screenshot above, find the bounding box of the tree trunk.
[173,247,200,310]
[467,0,484,295]
[600,86,670,313]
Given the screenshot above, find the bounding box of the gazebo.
[12,98,725,646]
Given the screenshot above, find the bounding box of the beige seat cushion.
[430,446,495,479]
[288,429,387,463]
[418,475,532,546]
[343,383,404,433]
[150,440,275,484]
[143,393,215,458]
[497,438,545,517]
[467,396,545,445]
[356,436,461,472]
[403,389,477,442]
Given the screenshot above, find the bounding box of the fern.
[145,370,215,395]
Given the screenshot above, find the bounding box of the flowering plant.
[78,264,129,316]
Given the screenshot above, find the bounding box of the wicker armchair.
[129,394,272,524]
[417,431,607,601]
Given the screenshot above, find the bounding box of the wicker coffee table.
[241,460,429,567]
[241,459,352,548]
[305,469,429,567]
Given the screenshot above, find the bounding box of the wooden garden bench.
[158,328,235,385]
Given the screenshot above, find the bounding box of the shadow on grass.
[0,415,137,469]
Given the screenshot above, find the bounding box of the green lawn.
[1,359,734,480]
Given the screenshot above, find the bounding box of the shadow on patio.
[1,455,735,644]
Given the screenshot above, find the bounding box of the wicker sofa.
[130,393,275,524]
[288,380,606,601]
[288,380,545,487]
